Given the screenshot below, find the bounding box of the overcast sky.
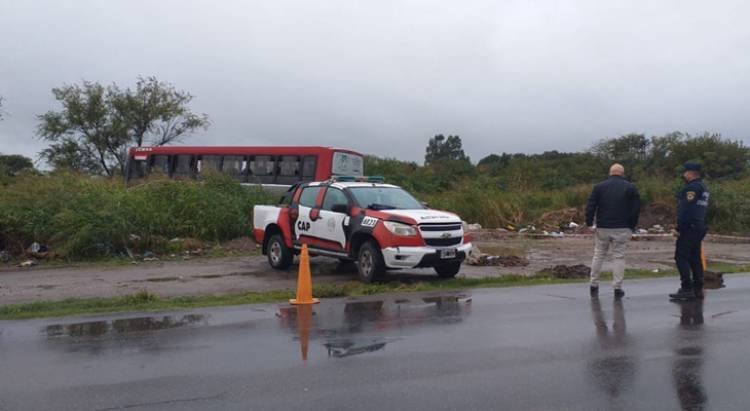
[1,0,749,164]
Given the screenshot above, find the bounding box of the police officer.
[669,163,710,300]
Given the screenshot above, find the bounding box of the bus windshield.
[349,187,424,210]
[332,151,363,177]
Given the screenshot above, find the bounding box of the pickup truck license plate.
[440,249,457,259]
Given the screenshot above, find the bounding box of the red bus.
[125,146,364,188]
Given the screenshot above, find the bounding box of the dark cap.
[682,162,702,172]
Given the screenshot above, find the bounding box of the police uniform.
[673,163,709,298]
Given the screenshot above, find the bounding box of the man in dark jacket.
[585,164,641,298]
[670,163,710,301]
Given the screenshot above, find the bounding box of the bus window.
[301,156,317,181]
[332,151,363,176]
[173,155,195,179]
[249,155,275,184]
[222,155,245,180]
[198,155,222,175]
[127,158,148,181]
[150,155,170,175]
[276,156,300,184]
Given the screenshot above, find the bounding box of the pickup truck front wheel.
[357,241,385,283]
[434,261,461,279]
[266,234,292,270]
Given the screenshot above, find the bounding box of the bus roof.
[128,146,362,157]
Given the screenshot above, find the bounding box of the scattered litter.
[142,251,159,262]
[648,224,666,234]
[466,223,483,230]
[17,260,38,268]
[0,250,10,263]
[568,222,580,228]
[169,237,182,243]
[543,264,590,279]
[27,242,50,259]
[129,234,142,242]
[635,229,648,235]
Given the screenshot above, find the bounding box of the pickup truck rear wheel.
[266,234,292,270]
[357,241,385,283]
[434,261,462,279]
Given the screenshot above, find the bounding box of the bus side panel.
[315,151,333,181]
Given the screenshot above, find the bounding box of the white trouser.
[590,228,631,289]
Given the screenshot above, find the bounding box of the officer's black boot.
[670,288,696,300]
[590,286,599,298]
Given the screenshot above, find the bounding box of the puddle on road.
[45,314,208,338]
[277,293,473,362]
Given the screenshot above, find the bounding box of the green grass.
[1,258,746,321]
[0,268,692,321]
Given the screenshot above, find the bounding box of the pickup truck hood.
[380,209,461,224]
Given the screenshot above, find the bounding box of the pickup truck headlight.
[383,221,418,236]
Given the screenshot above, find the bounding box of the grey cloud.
[1,0,748,164]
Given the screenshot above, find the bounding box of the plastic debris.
[17,260,38,268]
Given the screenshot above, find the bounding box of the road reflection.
[587,298,636,405]
[278,294,472,361]
[43,314,208,354]
[45,314,207,338]
[672,300,707,411]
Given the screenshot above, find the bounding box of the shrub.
[0,172,274,258]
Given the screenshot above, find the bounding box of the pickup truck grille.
[418,223,463,247]
[419,223,462,232]
[424,237,463,247]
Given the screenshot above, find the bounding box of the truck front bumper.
[381,243,472,269]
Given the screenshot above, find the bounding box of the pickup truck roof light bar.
[329,175,385,183]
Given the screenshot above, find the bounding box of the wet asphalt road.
[1,275,750,410]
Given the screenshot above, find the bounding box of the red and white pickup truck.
[252,178,472,282]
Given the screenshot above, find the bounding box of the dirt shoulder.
[1,235,748,306]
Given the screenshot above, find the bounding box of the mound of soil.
[543,264,591,279]
[537,207,585,231]
[638,203,675,230]
[220,237,259,253]
[466,245,529,267]
[469,255,530,267]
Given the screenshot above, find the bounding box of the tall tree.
[425,134,470,165]
[0,153,35,176]
[113,76,209,147]
[37,81,125,176]
[37,77,209,176]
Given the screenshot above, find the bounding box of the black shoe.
[614,289,625,299]
[590,286,599,297]
[669,289,696,300]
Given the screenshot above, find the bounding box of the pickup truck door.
[293,186,323,244]
[309,187,350,250]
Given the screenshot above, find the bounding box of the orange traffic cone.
[290,244,319,305]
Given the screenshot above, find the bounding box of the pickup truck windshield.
[349,187,424,210]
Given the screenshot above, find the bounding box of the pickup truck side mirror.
[331,204,349,214]
[421,201,429,208]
